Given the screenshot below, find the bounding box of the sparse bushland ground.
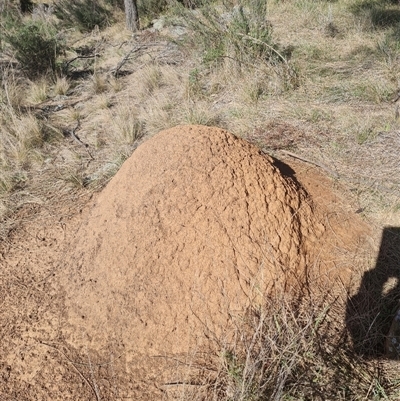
[1,0,400,399]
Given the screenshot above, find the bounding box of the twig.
[111,42,170,76]
[66,121,94,160]
[41,341,100,401]
[86,345,101,401]
[279,149,339,179]
[118,40,128,49]
[111,44,145,76]
[236,33,289,65]
[160,381,202,386]
[70,121,86,146]
[391,90,400,103]
[64,54,101,69]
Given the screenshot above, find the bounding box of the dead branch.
[279,149,339,178]
[64,121,94,160]
[64,54,101,69]
[111,44,146,77]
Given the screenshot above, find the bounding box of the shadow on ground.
[346,227,400,357]
[349,0,400,28]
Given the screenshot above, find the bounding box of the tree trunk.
[124,0,139,32]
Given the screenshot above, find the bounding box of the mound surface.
[60,125,323,397]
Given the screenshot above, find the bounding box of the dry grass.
[0,72,26,110]
[28,78,49,103]
[165,286,400,400]
[90,73,108,95]
[54,76,71,96]
[0,0,398,248]
[110,103,143,144]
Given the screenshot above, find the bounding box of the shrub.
[5,20,63,78]
[174,0,299,89]
[177,0,285,66]
[54,0,112,32]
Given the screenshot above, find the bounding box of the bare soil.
[0,125,371,400]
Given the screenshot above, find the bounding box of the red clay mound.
[60,125,324,397]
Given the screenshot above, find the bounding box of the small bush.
[174,0,299,90]
[176,0,279,66]
[5,20,63,78]
[54,0,112,32]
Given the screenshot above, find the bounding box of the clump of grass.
[349,0,400,30]
[140,94,178,135]
[54,76,71,96]
[0,73,26,110]
[13,113,45,150]
[0,110,42,191]
[137,65,164,97]
[111,104,144,144]
[179,291,394,401]
[108,76,123,93]
[0,95,63,196]
[28,79,49,104]
[181,101,221,126]
[186,67,205,99]
[91,73,108,94]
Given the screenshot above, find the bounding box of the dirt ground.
[0,126,373,400]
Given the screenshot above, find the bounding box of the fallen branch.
[279,149,339,178]
[110,42,173,76]
[64,121,94,160]
[111,44,146,76]
[64,54,101,69]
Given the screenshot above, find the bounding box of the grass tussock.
[28,79,49,103]
[110,104,144,144]
[171,288,399,401]
[54,76,71,96]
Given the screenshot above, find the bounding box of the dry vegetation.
[1,0,400,399]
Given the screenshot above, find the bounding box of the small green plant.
[181,0,281,64]
[5,20,64,77]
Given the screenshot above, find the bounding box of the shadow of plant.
[350,0,400,28]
